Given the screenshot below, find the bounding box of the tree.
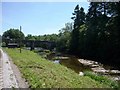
[104,2,120,63]
[78,2,120,66]
[2,28,25,40]
[83,2,111,59]
[70,5,85,55]
[2,29,25,47]
[56,23,72,52]
[25,34,35,40]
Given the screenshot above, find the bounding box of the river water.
[33,48,120,81]
[47,53,91,73]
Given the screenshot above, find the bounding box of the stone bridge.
[22,40,56,50]
[3,39,56,50]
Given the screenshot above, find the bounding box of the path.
[0,49,28,89]
[0,49,3,89]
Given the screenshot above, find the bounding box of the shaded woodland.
[69,2,120,68]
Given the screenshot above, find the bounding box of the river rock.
[78,58,120,81]
[56,56,69,60]
[112,76,120,81]
[91,64,99,68]
[91,67,106,73]
[78,59,92,66]
[79,72,84,76]
[110,70,120,74]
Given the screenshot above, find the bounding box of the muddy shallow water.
[53,57,91,73]
[36,49,120,81]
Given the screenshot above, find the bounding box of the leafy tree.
[25,34,35,40]
[56,23,72,52]
[2,28,25,40]
[2,29,25,47]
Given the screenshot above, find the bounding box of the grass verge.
[3,48,118,88]
[84,71,119,89]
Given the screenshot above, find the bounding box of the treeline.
[69,2,120,67]
[25,22,72,52]
[2,2,120,67]
[2,23,72,51]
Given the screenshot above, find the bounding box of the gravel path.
[0,49,28,89]
[0,49,3,89]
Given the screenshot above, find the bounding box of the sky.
[1,2,89,36]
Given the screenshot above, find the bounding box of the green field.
[3,48,118,88]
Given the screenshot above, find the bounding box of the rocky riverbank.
[78,59,120,81]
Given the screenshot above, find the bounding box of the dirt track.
[0,48,28,89]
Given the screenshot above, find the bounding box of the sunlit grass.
[84,71,119,89]
[3,48,116,88]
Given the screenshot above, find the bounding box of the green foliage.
[25,34,35,40]
[84,71,119,89]
[68,2,120,66]
[2,42,6,47]
[3,48,113,88]
[23,2,120,66]
[2,29,25,47]
[25,34,58,42]
[56,23,72,52]
[2,28,25,40]
[25,23,72,53]
[70,5,85,55]
[3,2,120,71]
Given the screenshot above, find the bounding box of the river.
[33,48,120,81]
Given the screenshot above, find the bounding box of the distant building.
[8,43,18,48]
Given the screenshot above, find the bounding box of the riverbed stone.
[79,72,84,76]
[91,65,100,68]
[110,70,120,74]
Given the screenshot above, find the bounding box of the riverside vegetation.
[2,2,120,68]
[3,48,119,88]
[1,2,120,89]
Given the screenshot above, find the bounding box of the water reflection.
[47,53,91,73]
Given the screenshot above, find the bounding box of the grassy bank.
[84,71,119,88]
[3,48,118,88]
